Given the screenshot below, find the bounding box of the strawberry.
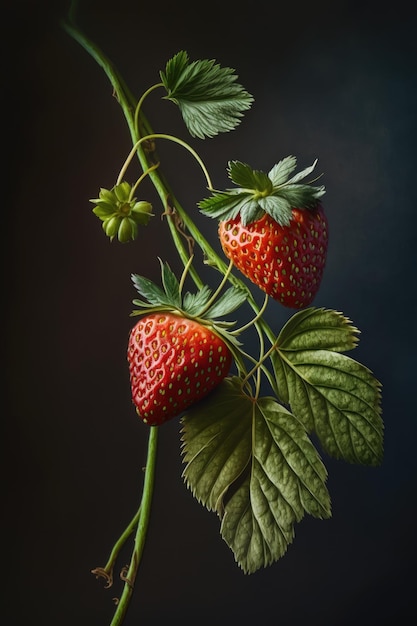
[218,205,328,308]
[128,312,232,426]
[199,156,328,308]
[127,260,245,426]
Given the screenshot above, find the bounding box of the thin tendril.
[116,133,213,189]
[134,83,165,136]
[179,255,195,295]
[129,162,160,199]
[230,293,269,336]
[196,259,234,317]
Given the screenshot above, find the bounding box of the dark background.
[5,1,416,624]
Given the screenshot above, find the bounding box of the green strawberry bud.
[118,216,137,243]
[131,201,153,226]
[104,215,122,239]
[90,183,153,242]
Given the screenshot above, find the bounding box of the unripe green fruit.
[90,183,153,243]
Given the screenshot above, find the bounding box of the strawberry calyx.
[199,156,325,226]
[130,259,247,348]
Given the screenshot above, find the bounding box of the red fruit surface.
[127,312,232,426]
[219,206,328,308]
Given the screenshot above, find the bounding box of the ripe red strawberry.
[219,206,328,308]
[199,157,328,309]
[128,312,232,426]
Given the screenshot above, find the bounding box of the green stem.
[241,336,279,390]
[91,506,141,587]
[196,259,233,317]
[254,322,265,399]
[62,13,282,622]
[61,16,136,128]
[178,255,195,294]
[117,133,213,189]
[134,83,164,135]
[110,426,159,626]
[231,293,269,336]
[129,161,160,199]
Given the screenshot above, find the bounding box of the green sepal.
[130,260,246,331]
[113,181,131,202]
[160,50,254,139]
[199,156,325,225]
[159,259,182,309]
[197,192,243,221]
[92,204,115,220]
[228,161,273,193]
[182,285,213,317]
[204,286,247,319]
[131,273,168,307]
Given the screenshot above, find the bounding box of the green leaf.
[228,161,272,193]
[160,50,188,88]
[160,51,254,139]
[204,286,247,319]
[286,158,319,184]
[182,285,212,316]
[159,259,181,308]
[267,156,298,186]
[274,183,326,209]
[239,197,265,225]
[130,273,169,306]
[181,377,331,573]
[277,308,360,352]
[198,192,244,221]
[258,195,293,226]
[271,308,383,465]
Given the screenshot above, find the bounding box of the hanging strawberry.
[199,157,328,308]
[127,261,245,426]
[90,182,153,243]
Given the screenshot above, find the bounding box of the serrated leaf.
[277,308,360,352]
[271,309,383,465]
[268,156,298,186]
[181,377,331,573]
[200,156,325,223]
[258,195,293,226]
[159,259,181,308]
[177,99,252,139]
[160,51,253,139]
[275,183,326,209]
[239,197,265,225]
[228,161,272,192]
[130,273,168,306]
[204,286,247,319]
[160,50,189,88]
[286,158,319,185]
[182,285,212,316]
[198,192,244,220]
[181,378,252,512]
